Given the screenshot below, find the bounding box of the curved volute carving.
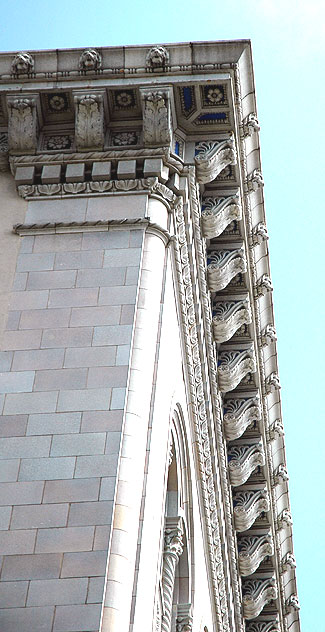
[273,464,289,486]
[242,578,277,619]
[245,621,280,632]
[265,373,281,394]
[195,136,237,184]
[277,509,292,530]
[212,298,252,343]
[207,248,247,292]
[228,442,265,486]
[223,396,261,441]
[268,419,284,440]
[233,489,269,532]
[255,274,273,297]
[201,191,242,238]
[251,222,269,246]
[246,169,264,192]
[280,552,296,574]
[260,325,277,347]
[238,534,274,576]
[243,113,260,137]
[285,594,300,614]
[217,348,256,393]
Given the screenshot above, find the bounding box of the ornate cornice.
[238,534,274,576]
[194,136,237,184]
[217,348,256,393]
[228,443,265,486]
[212,298,251,343]
[207,248,247,292]
[233,489,269,532]
[223,396,261,441]
[242,578,277,619]
[201,191,242,238]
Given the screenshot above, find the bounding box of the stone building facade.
[0,41,300,632]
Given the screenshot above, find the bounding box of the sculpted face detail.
[79,49,102,71]
[146,45,169,68]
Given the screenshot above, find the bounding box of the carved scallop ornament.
[207,248,247,292]
[195,136,237,184]
[217,347,256,393]
[245,621,280,632]
[223,396,261,441]
[201,191,242,238]
[233,489,269,532]
[238,534,274,576]
[242,577,277,619]
[228,442,265,486]
[212,298,251,343]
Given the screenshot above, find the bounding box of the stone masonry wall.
[0,225,144,632]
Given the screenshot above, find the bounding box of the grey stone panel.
[103,247,141,268]
[19,457,75,481]
[68,501,113,526]
[61,550,107,578]
[81,230,130,251]
[11,503,69,529]
[43,478,100,504]
[80,410,123,433]
[34,368,87,392]
[93,324,132,346]
[91,161,111,181]
[0,415,28,437]
[76,267,126,288]
[65,163,85,183]
[2,329,42,351]
[0,506,12,530]
[14,166,35,185]
[57,388,111,412]
[0,481,44,505]
[41,164,62,184]
[35,526,94,553]
[70,305,121,327]
[0,605,54,631]
[0,352,13,372]
[27,578,88,606]
[110,387,126,410]
[117,159,136,179]
[12,348,64,371]
[27,270,77,290]
[0,459,20,482]
[4,391,58,415]
[125,266,140,285]
[74,454,118,478]
[33,233,82,253]
[116,344,131,366]
[1,552,62,580]
[9,290,49,310]
[99,477,116,501]
[129,229,144,247]
[26,198,86,224]
[87,366,128,388]
[120,304,135,325]
[48,288,98,308]
[0,435,50,460]
[64,346,116,368]
[93,525,110,551]
[20,235,34,253]
[54,250,104,270]
[0,581,28,608]
[27,412,81,435]
[50,432,106,457]
[87,576,105,603]
[105,431,121,455]
[12,273,27,291]
[19,308,71,330]
[17,253,55,272]
[53,603,101,631]
[98,285,137,305]
[0,371,35,393]
[6,311,21,331]
[0,530,36,555]
[41,327,93,349]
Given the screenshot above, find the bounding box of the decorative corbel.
[277,509,293,530]
[251,222,269,246]
[233,489,269,531]
[212,298,252,343]
[195,136,237,184]
[246,169,264,192]
[260,325,277,347]
[11,51,34,75]
[243,113,260,137]
[273,464,289,486]
[7,96,39,153]
[228,442,265,486]
[140,88,172,146]
[238,534,274,576]
[255,274,273,297]
[217,347,256,393]
[245,621,280,632]
[268,419,284,440]
[74,92,105,151]
[79,48,102,71]
[285,594,300,614]
[223,396,261,441]
[242,578,277,619]
[201,190,242,238]
[265,373,281,394]
[207,248,247,292]
[280,552,296,574]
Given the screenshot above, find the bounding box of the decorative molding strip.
[217,348,256,393]
[255,274,273,297]
[246,169,264,192]
[280,552,296,574]
[201,191,242,238]
[223,396,261,441]
[242,113,260,138]
[233,489,269,532]
[238,534,274,576]
[260,325,277,347]
[242,578,277,619]
[207,248,247,292]
[265,373,281,395]
[251,222,269,247]
[212,298,251,343]
[245,621,280,632]
[195,136,237,184]
[140,88,172,146]
[228,443,265,486]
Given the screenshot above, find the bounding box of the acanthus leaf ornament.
[146,45,169,69]
[7,97,38,153]
[242,113,260,137]
[11,51,34,75]
[74,93,105,151]
[201,191,242,238]
[207,248,247,292]
[251,222,269,246]
[228,442,265,486]
[223,396,261,441]
[238,534,274,576]
[246,169,264,192]
[217,348,256,393]
[79,48,102,71]
[255,274,273,297]
[233,489,269,531]
[140,88,172,146]
[195,136,237,184]
[260,325,277,347]
[265,372,281,394]
[212,298,252,343]
[280,552,296,574]
[245,621,280,632]
[242,578,277,619]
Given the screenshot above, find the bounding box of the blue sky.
[1,0,324,628]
